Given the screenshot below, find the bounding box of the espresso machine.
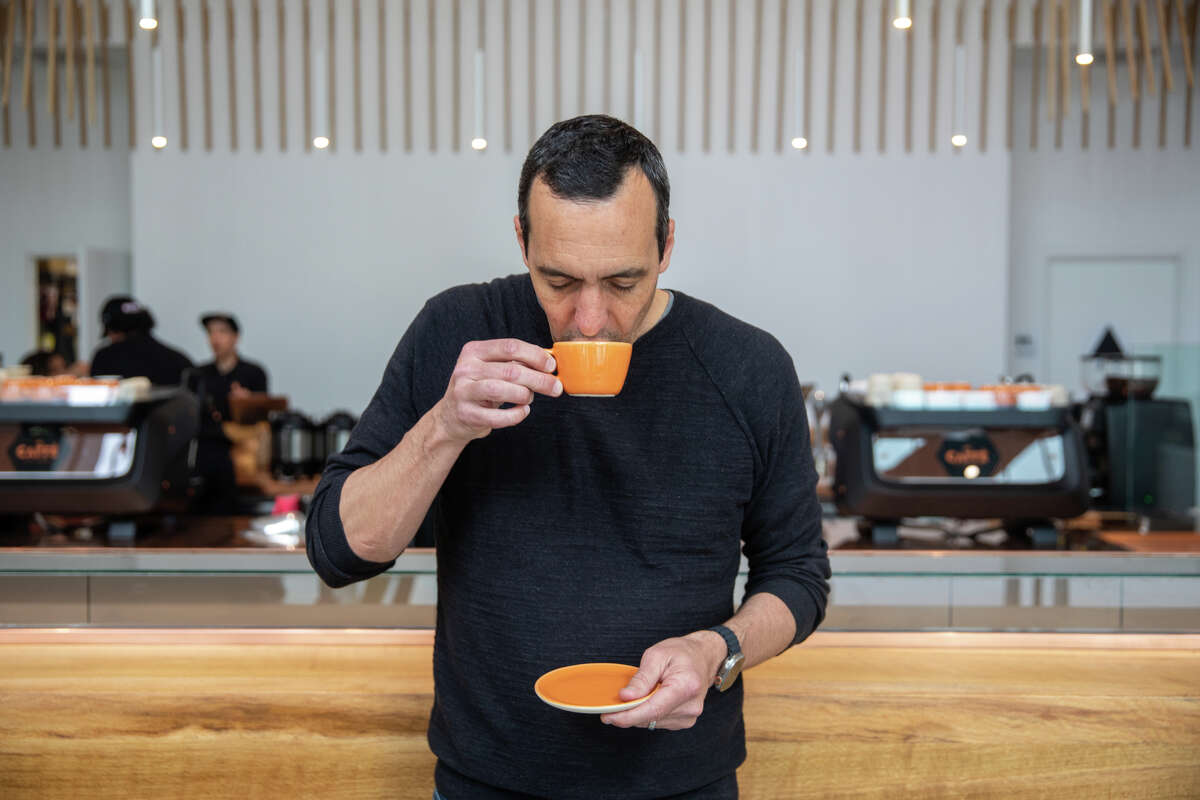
[0,388,200,539]
[829,388,1091,548]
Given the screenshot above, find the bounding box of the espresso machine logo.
[9,425,68,471]
[938,434,999,478]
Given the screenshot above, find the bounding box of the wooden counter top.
[1,629,1196,798]
[1097,531,1200,553]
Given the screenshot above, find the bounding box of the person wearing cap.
[90,296,193,386]
[194,313,269,418]
[189,313,269,513]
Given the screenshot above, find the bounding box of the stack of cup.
[890,373,924,409]
[924,382,970,410]
[962,387,999,410]
[866,373,893,407]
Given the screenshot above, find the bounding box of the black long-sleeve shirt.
[306,274,831,799]
[90,332,193,386]
[190,358,269,440]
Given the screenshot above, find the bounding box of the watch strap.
[707,625,741,659]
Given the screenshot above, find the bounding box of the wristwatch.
[707,625,745,692]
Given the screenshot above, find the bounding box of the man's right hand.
[434,339,562,443]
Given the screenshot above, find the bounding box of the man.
[307,115,830,799]
[189,313,269,512]
[20,350,69,377]
[90,296,193,386]
[193,313,269,420]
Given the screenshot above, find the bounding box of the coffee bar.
[2,0,1199,797]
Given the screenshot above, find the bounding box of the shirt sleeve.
[739,351,832,647]
[305,306,431,588]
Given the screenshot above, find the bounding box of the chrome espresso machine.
[829,376,1091,548]
[0,384,199,539]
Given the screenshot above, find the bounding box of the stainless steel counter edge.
[0,547,439,574]
[0,547,1198,576]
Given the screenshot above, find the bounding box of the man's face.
[515,169,675,342]
[47,354,68,376]
[206,322,238,359]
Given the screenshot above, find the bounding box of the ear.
[657,218,676,276]
[514,215,530,267]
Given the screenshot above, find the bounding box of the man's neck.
[633,288,671,341]
[215,353,239,374]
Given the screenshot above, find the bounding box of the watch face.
[716,652,746,691]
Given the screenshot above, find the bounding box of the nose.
[574,285,607,338]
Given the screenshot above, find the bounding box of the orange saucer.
[534,663,659,714]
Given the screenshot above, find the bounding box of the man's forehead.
[528,168,656,215]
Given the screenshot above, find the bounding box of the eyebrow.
[535,266,649,281]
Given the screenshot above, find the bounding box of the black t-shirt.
[306,274,831,799]
[90,333,194,386]
[193,358,269,425]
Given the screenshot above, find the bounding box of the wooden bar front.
[1,630,1198,798]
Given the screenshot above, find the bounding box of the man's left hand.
[599,631,725,731]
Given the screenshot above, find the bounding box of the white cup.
[891,389,925,409]
[962,390,998,410]
[1016,390,1053,410]
[926,390,963,410]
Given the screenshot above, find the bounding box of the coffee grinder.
[1075,330,1196,528]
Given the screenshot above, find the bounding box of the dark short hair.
[20,351,55,377]
[518,115,670,261]
[201,313,240,334]
[100,295,155,335]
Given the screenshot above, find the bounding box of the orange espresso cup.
[544,341,633,397]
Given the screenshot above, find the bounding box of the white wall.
[129,0,1012,417]
[14,0,1200,417]
[131,153,519,410]
[132,148,1010,417]
[0,50,131,368]
[1008,46,1200,386]
[5,0,1197,505]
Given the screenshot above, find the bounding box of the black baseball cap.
[100,296,155,335]
[200,313,240,334]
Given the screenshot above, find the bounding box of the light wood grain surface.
[280,0,287,150]
[251,0,261,150]
[47,0,57,114]
[2,1,14,110]
[1178,0,1195,88]
[929,0,939,151]
[1156,0,1174,90]
[201,0,211,149]
[101,0,112,148]
[1,630,1196,798]
[877,0,887,152]
[64,0,74,120]
[84,0,94,124]
[177,0,188,149]
[828,0,838,152]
